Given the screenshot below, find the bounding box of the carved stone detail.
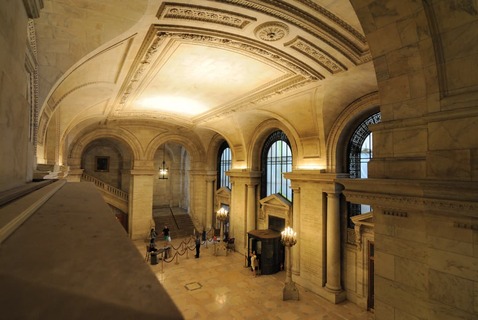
[254,22,289,41]
[118,27,323,108]
[157,3,255,29]
[209,0,370,64]
[383,210,408,218]
[285,37,346,74]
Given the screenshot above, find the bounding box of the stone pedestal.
[283,281,299,301]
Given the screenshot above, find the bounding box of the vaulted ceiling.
[34,0,377,160]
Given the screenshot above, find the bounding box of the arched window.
[217,141,231,189]
[347,112,381,226]
[261,131,292,201]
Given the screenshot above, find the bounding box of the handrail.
[81,173,128,201]
[169,206,180,229]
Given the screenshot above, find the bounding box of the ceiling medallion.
[254,22,289,41]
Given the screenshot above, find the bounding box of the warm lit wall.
[0,2,33,192]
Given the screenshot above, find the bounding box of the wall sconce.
[159,144,168,180]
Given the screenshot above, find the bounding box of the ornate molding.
[285,36,347,74]
[342,191,478,217]
[157,2,256,29]
[254,21,289,41]
[383,210,408,218]
[209,0,370,64]
[118,25,323,109]
[454,222,478,230]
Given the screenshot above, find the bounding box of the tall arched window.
[217,141,231,189]
[347,112,381,226]
[261,131,292,201]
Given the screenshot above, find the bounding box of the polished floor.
[134,236,374,320]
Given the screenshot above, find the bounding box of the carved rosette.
[254,22,289,41]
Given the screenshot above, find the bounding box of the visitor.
[195,235,201,258]
[162,225,171,244]
[250,251,258,277]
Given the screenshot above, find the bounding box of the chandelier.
[159,143,168,179]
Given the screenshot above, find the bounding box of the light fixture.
[281,226,299,300]
[159,143,168,180]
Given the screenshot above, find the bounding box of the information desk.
[247,229,284,275]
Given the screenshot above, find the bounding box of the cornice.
[339,178,478,217]
[157,2,256,29]
[285,36,347,74]
[117,24,323,115]
[209,0,370,64]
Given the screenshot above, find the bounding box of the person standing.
[195,235,201,258]
[149,228,158,244]
[250,251,258,277]
[162,225,170,244]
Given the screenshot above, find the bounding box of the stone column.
[290,186,300,276]
[206,177,215,230]
[128,164,156,240]
[246,183,257,233]
[326,191,342,292]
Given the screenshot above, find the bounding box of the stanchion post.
[175,253,179,265]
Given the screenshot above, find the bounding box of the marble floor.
[134,236,374,320]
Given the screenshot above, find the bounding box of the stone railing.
[81,173,128,201]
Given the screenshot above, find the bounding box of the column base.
[319,286,346,304]
[283,281,299,301]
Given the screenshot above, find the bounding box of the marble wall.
[0,1,34,192]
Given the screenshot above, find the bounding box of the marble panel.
[397,17,419,47]
[428,235,474,257]
[366,23,402,57]
[395,256,427,292]
[390,97,426,120]
[445,56,478,94]
[427,150,471,180]
[378,74,411,105]
[428,248,478,281]
[408,72,427,100]
[345,249,357,292]
[373,54,389,81]
[388,158,427,179]
[377,233,428,264]
[372,129,394,157]
[374,300,395,320]
[368,0,414,29]
[392,127,428,156]
[426,214,473,245]
[434,0,478,33]
[429,268,474,313]
[375,276,429,319]
[355,4,377,34]
[387,44,422,78]
[441,20,478,61]
[375,250,395,281]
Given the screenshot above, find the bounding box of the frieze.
[209,0,370,64]
[383,210,408,218]
[343,191,478,216]
[157,3,255,29]
[285,37,346,74]
[453,222,478,230]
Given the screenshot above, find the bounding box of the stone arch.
[205,133,233,172]
[67,128,141,168]
[248,118,300,172]
[326,92,380,173]
[145,133,205,167]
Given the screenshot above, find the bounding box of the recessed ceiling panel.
[128,43,286,116]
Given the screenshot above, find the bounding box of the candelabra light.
[215,207,229,256]
[281,226,299,301]
[158,143,168,179]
